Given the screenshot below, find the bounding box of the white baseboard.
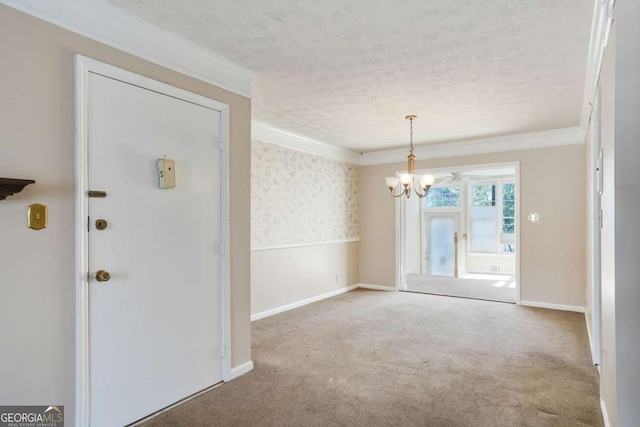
[357,283,396,291]
[130,382,225,425]
[228,360,254,381]
[600,399,610,427]
[519,300,585,313]
[251,285,358,321]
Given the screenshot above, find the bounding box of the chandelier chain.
[409,117,414,154]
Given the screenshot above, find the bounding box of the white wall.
[598,25,617,422]
[590,4,640,424]
[612,3,640,420]
[602,2,640,427]
[466,254,515,275]
[250,140,360,316]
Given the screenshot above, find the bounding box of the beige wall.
[359,144,586,307]
[251,242,359,316]
[250,140,360,314]
[0,4,251,419]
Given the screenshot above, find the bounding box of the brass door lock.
[95,270,111,282]
[95,219,108,230]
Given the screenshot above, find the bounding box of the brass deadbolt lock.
[95,270,111,282]
[95,219,108,230]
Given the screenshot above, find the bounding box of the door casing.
[74,55,232,426]
[590,89,603,367]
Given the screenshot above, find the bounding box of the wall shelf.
[0,178,35,200]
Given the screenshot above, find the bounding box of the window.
[469,182,515,253]
[472,184,496,206]
[502,183,516,253]
[425,186,460,208]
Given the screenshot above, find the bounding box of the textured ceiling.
[107,0,593,152]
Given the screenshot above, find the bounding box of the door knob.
[95,270,111,282]
[95,219,108,230]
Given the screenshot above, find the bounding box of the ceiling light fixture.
[385,115,435,198]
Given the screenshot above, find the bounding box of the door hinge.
[87,216,90,232]
[220,344,226,359]
[218,138,224,152]
[219,241,225,255]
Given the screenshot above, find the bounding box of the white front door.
[86,71,223,426]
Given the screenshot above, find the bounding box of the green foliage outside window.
[472,184,495,206]
[502,183,515,234]
[426,186,460,208]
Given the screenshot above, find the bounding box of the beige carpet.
[141,289,602,427]
[405,273,516,303]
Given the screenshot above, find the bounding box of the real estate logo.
[0,406,63,427]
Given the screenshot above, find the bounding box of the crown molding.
[252,123,585,166]
[1,0,256,98]
[580,0,616,129]
[252,121,361,164]
[358,127,586,166]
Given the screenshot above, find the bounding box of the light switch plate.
[527,212,540,223]
[28,203,48,230]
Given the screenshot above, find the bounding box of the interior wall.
[584,121,595,352]
[598,3,640,424]
[598,20,617,424]
[252,242,359,315]
[0,4,252,420]
[250,140,359,316]
[359,144,586,307]
[466,254,515,275]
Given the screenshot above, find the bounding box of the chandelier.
[385,115,435,198]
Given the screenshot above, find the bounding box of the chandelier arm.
[413,184,431,198]
[413,187,427,198]
[389,184,410,198]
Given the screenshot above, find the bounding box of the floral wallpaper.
[251,140,359,248]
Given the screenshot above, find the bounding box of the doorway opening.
[399,163,519,304]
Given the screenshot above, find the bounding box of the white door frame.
[590,90,602,366]
[74,55,232,426]
[395,161,521,304]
